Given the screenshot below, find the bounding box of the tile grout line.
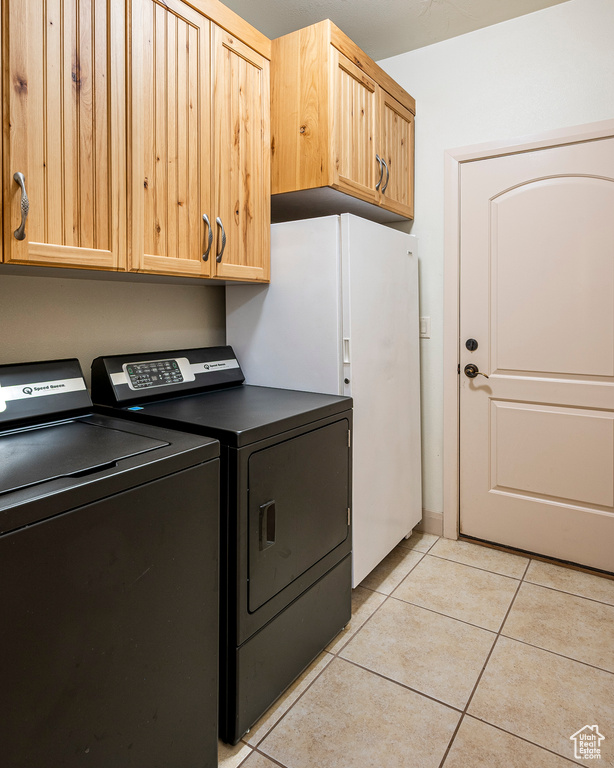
[386,593,502,635]
[435,555,531,768]
[336,653,465,714]
[384,548,526,634]
[427,550,530,579]
[462,715,580,766]
[357,546,431,596]
[497,632,614,676]
[522,578,614,608]
[234,749,254,768]
[227,743,255,768]
[396,535,440,555]
[460,537,614,581]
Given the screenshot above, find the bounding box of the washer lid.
[0,420,168,495]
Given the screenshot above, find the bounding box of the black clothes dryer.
[91,346,353,744]
[0,358,220,768]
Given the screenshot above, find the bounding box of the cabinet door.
[379,92,414,218]
[130,0,212,277]
[212,28,270,281]
[330,50,379,205]
[3,0,126,269]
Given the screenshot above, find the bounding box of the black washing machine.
[91,346,353,744]
[0,358,220,768]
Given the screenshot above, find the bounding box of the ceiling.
[222,0,571,61]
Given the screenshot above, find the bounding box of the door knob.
[464,363,489,379]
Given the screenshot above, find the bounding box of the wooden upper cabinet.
[212,28,270,282]
[3,0,126,269]
[130,0,270,281]
[271,20,415,223]
[130,0,212,277]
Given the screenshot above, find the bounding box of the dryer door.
[247,418,350,612]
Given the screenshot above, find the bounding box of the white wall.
[0,271,225,386]
[378,0,614,523]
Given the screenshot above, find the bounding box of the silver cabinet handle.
[381,158,390,193]
[215,217,226,263]
[202,214,213,261]
[375,154,384,191]
[13,172,29,241]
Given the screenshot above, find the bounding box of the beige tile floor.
[219,534,614,768]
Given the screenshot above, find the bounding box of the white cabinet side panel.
[226,217,342,394]
[342,216,422,586]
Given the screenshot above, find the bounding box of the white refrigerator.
[226,214,421,587]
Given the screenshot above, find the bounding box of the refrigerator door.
[226,216,342,395]
[226,214,422,588]
[341,215,422,585]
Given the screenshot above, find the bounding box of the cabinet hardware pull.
[13,172,29,241]
[381,158,390,193]
[375,154,384,191]
[202,214,213,261]
[215,217,226,263]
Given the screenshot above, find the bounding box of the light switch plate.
[419,316,431,339]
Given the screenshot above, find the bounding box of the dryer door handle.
[259,500,276,551]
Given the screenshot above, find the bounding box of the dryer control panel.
[123,358,193,390]
[91,346,245,406]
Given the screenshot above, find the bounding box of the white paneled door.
[459,136,614,572]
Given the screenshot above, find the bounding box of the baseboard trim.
[415,509,443,537]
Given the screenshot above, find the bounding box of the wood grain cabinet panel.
[130,0,270,281]
[271,20,415,223]
[379,90,414,219]
[3,0,126,269]
[212,28,270,281]
[331,52,378,205]
[130,0,212,277]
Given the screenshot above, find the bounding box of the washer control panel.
[123,358,194,391]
